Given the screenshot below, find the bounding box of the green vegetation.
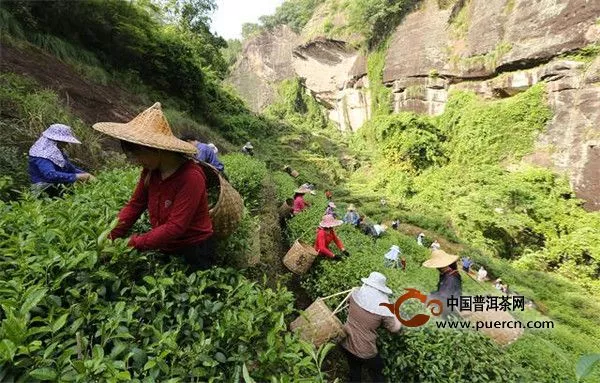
[0,73,108,192]
[2,0,600,381]
[437,0,458,9]
[241,0,321,38]
[449,0,470,39]
[349,84,600,288]
[221,154,269,212]
[504,0,516,14]
[451,41,513,72]
[0,0,280,144]
[220,39,243,70]
[366,45,393,117]
[561,43,600,64]
[0,169,328,381]
[439,84,550,165]
[285,199,600,382]
[260,78,353,188]
[343,0,420,48]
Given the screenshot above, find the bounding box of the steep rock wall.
[383,0,600,209]
[292,39,368,131]
[227,25,300,112]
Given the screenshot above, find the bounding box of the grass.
[0,73,107,188]
[450,0,471,39]
[561,43,600,64]
[451,41,513,72]
[367,44,393,117]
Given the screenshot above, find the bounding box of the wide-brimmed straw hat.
[43,124,81,144]
[422,249,458,269]
[319,214,343,228]
[328,202,336,208]
[92,102,196,155]
[347,204,356,211]
[244,142,253,149]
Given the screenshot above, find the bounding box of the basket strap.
[332,290,353,315]
[297,225,314,241]
[321,289,353,301]
[333,304,349,316]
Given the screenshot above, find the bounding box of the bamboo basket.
[459,309,524,346]
[199,161,244,238]
[290,290,352,348]
[290,169,299,178]
[283,240,318,274]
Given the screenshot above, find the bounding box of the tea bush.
[380,327,518,382]
[221,153,269,211]
[271,171,298,202]
[0,168,325,382]
[288,202,522,382]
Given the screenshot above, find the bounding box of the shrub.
[271,171,299,203]
[0,168,324,381]
[439,84,552,165]
[380,327,519,382]
[221,153,269,211]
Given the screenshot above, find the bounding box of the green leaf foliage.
[0,168,322,381]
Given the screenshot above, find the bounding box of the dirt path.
[1,42,139,124]
[395,223,465,255]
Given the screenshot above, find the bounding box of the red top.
[110,161,213,252]
[293,195,307,214]
[314,227,344,258]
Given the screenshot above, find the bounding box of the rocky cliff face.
[292,39,368,131]
[227,25,300,112]
[228,4,369,131]
[382,0,600,209]
[384,0,600,115]
[228,0,600,208]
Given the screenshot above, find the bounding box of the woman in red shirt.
[314,214,350,261]
[292,187,311,214]
[93,102,214,271]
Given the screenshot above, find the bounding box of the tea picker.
[341,272,401,382]
[422,249,462,316]
[384,245,401,268]
[93,102,243,272]
[28,124,95,197]
[314,214,349,261]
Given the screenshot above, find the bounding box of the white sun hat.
[352,272,394,316]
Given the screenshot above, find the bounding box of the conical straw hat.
[422,249,458,268]
[319,214,343,228]
[92,102,196,154]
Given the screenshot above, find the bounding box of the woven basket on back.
[290,169,299,178]
[459,309,524,346]
[198,162,244,238]
[283,240,318,274]
[290,290,351,348]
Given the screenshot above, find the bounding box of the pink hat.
[319,214,343,228]
[328,202,336,208]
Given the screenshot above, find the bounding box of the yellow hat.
[422,249,458,269]
[93,102,196,155]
